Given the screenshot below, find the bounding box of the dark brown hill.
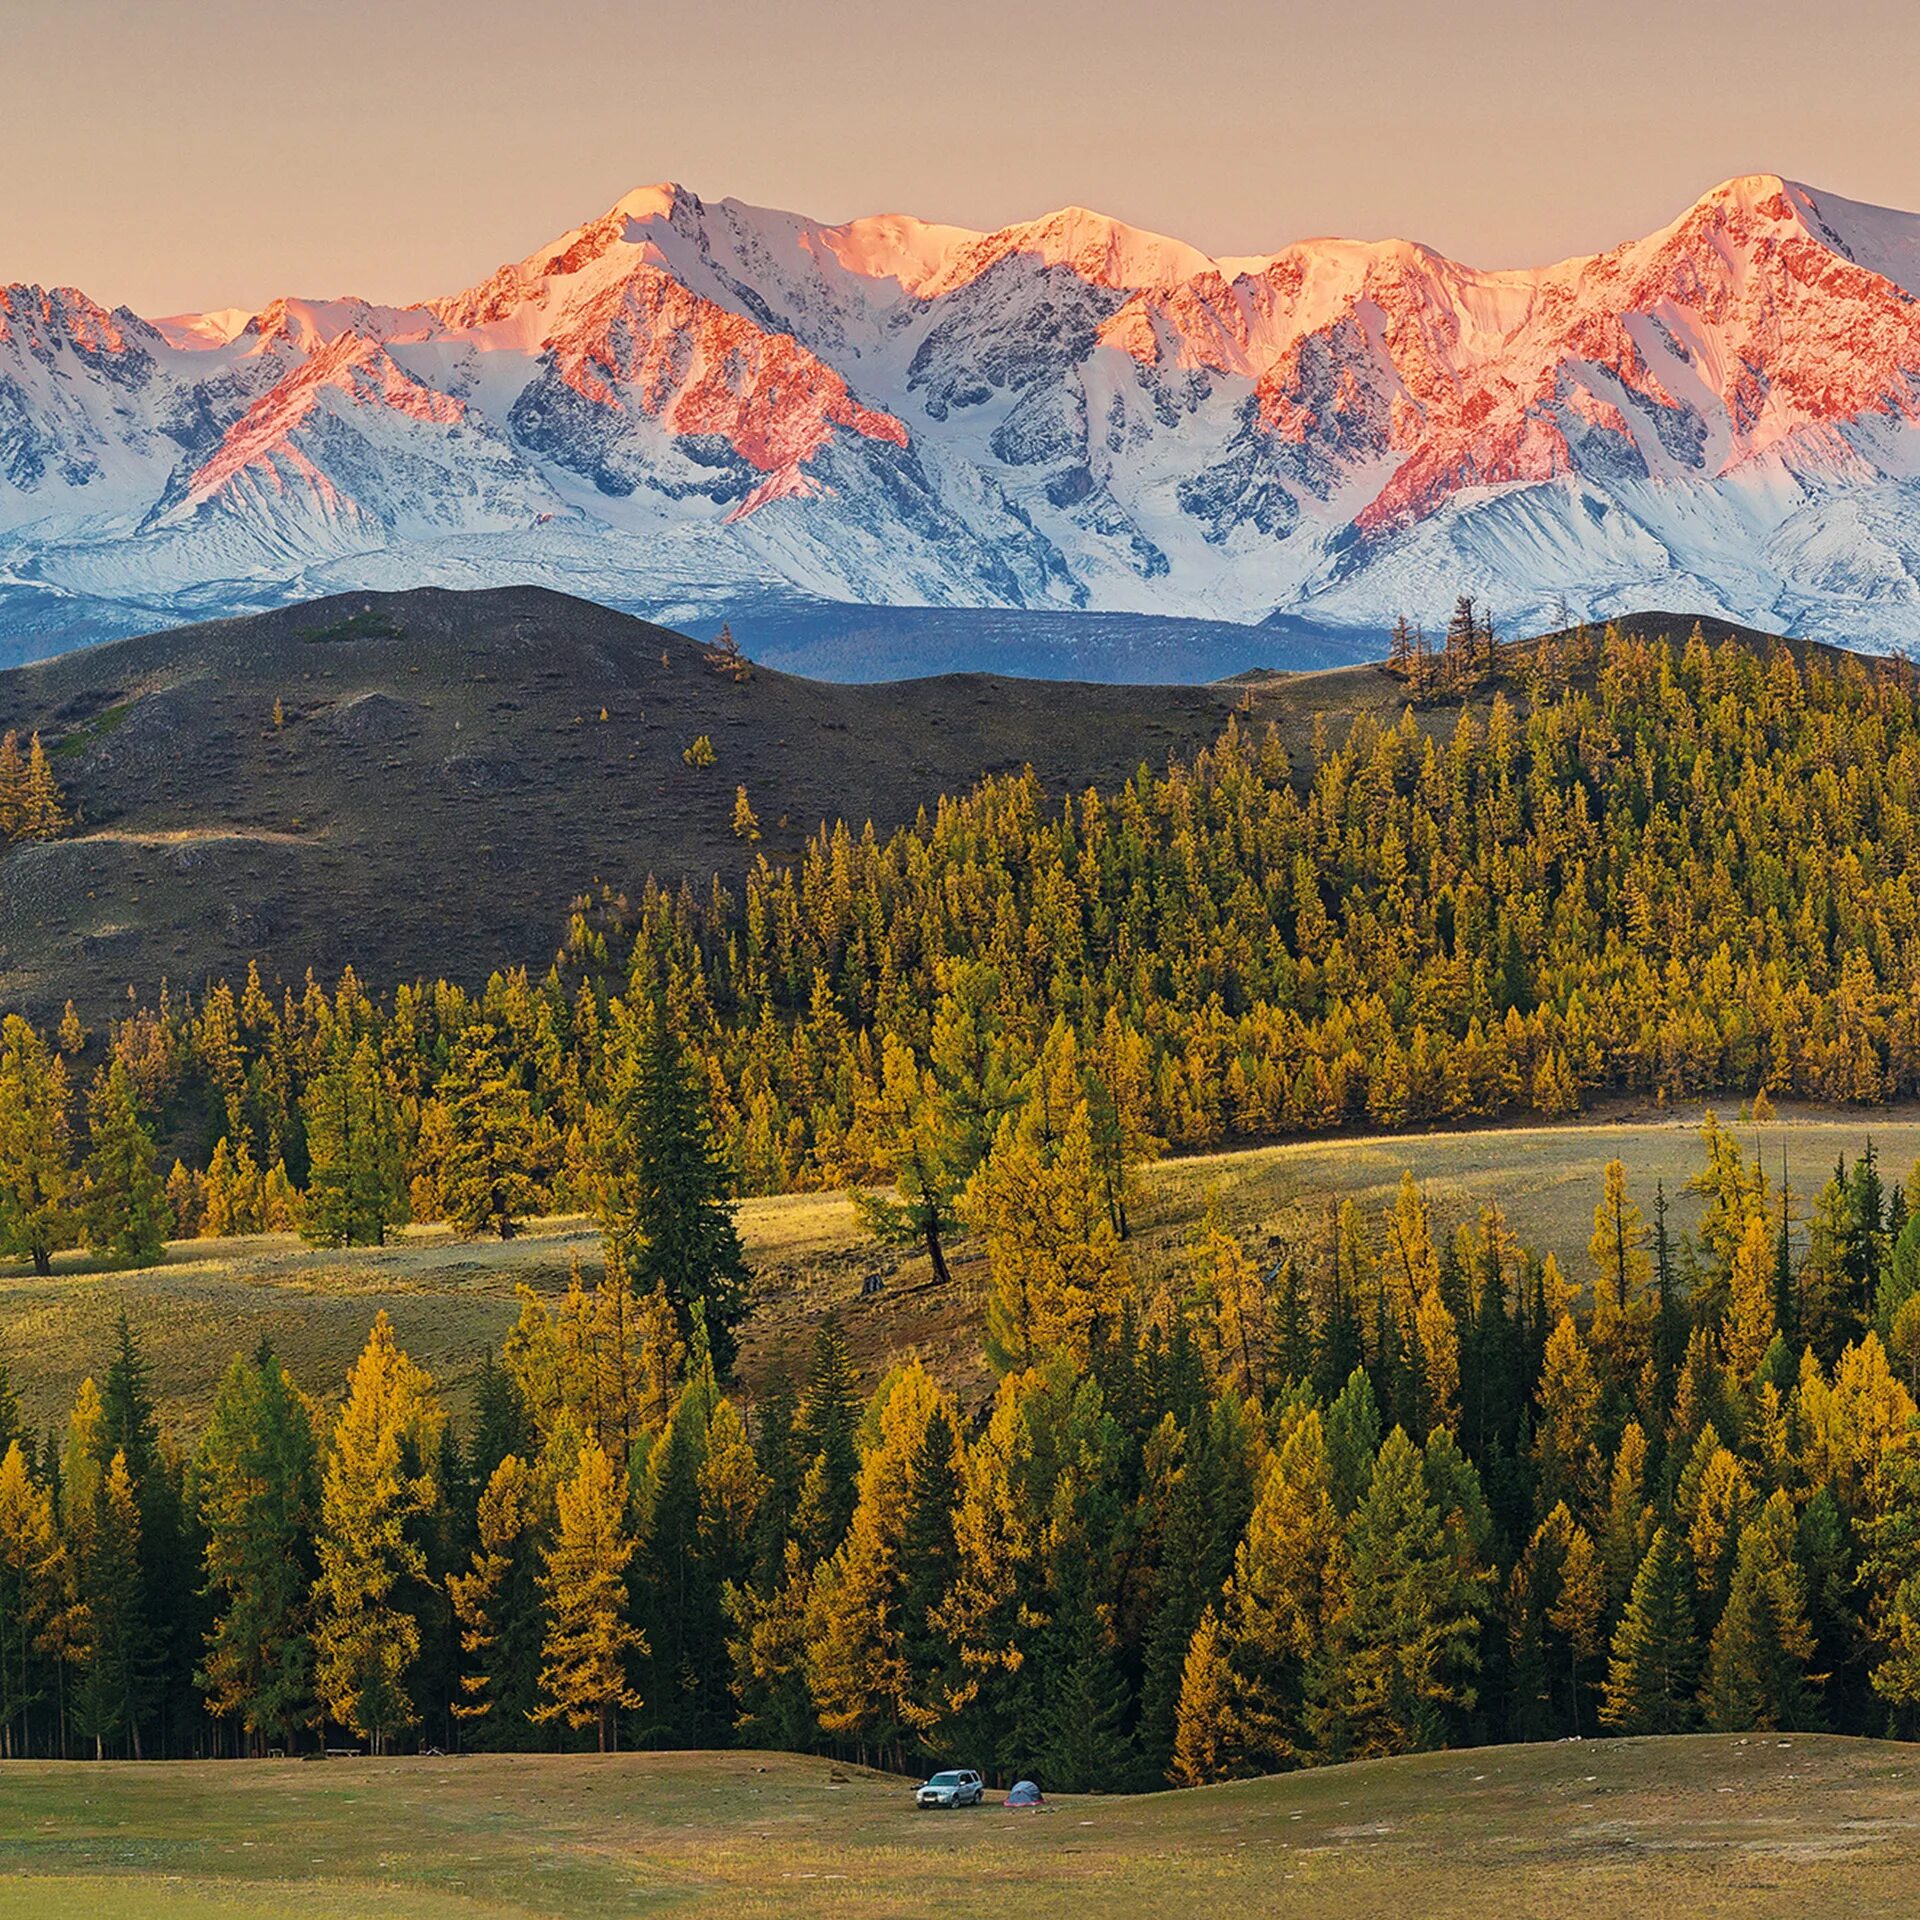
[0,590,1825,1020]
[0,588,1265,1017]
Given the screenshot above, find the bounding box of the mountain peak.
[609,182,687,224]
[909,202,1224,296]
[1697,171,1801,209]
[10,172,1920,661]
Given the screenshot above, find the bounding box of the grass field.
[0,1735,1915,1918]
[3,1102,1916,1432]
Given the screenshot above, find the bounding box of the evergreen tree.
[631,1366,738,1748]
[1324,1367,1381,1516]
[468,1350,529,1488]
[1601,1528,1698,1734]
[192,1349,319,1750]
[302,1035,404,1248]
[72,1451,146,1758]
[1702,1491,1820,1731]
[100,1310,189,1754]
[82,1062,167,1267]
[1135,1398,1259,1776]
[1311,1427,1485,1759]
[599,1003,750,1373]
[1035,1559,1135,1791]
[790,1320,863,1561]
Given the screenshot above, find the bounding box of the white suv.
[916,1769,984,1808]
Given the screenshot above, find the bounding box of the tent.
[1004,1779,1045,1809]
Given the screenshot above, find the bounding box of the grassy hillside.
[5,1102,1912,1434]
[0,585,1390,1021]
[0,589,1807,1023]
[0,1734,1914,1918]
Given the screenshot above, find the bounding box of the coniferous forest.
[3,624,1920,1776]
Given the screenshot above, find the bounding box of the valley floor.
[3,1102,1918,1429]
[0,1734,1914,1918]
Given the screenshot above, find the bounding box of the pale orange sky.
[4,0,1918,314]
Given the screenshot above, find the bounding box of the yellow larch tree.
[1600,1421,1655,1605]
[1685,1443,1758,1611]
[930,1371,1039,1745]
[965,1097,1129,1374]
[1381,1170,1442,1338]
[1413,1284,1460,1437]
[1189,1200,1268,1398]
[1588,1157,1652,1388]
[1169,1606,1233,1786]
[1796,1334,1916,1519]
[313,1311,444,1752]
[1534,1316,1603,1515]
[534,1436,646,1751]
[803,1359,949,1759]
[1204,1405,1348,1773]
[1722,1211,1778,1386]
[448,1452,543,1733]
[0,1439,81,1758]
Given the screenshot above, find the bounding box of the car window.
[928,1771,964,1786]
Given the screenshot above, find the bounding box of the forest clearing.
[0,1735,1916,1919]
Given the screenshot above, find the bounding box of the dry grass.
[3,1101,1915,1434]
[0,1735,1917,1918]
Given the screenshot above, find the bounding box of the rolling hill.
[0,584,1335,1018]
[0,590,1831,1021]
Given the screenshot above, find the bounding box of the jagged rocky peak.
[7,173,1920,661]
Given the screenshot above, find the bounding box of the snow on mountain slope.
[5,172,1920,661]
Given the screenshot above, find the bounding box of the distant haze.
[4,0,1918,314]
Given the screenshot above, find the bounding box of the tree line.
[3,1106,1920,1776]
[8,622,1918,1273]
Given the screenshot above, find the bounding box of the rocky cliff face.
[5,174,1920,661]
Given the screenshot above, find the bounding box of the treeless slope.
[0,586,1271,1018]
[0,589,1820,1022]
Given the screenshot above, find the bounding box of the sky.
[5,0,1919,315]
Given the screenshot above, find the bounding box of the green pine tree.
[1601,1527,1699,1734]
[191,1348,319,1750]
[598,1003,749,1374]
[1036,1562,1136,1791]
[1311,1426,1484,1759]
[82,1062,167,1268]
[72,1451,149,1758]
[302,1035,405,1248]
[1703,1493,1820,1732]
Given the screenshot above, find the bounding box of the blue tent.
[1005,1779,1044,1808]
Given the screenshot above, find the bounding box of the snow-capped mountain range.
[6,172,1920,666]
